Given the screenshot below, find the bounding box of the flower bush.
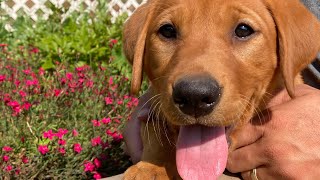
[0,42,139,179]
[0,1,146,179]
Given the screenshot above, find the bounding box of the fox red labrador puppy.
[123,0,320,179]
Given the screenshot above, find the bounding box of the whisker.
[156,100,164,146]
[138,94,161,113]
[160,107,175,146]
[144,96,161,147]
[152,99,163,146]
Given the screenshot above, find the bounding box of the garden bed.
[0,1,143,179]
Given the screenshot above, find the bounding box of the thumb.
[229,113,269,151]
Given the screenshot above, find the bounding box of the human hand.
[227,84,320,179]
[123,88,153,164]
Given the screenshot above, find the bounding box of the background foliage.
[0,1,146,179]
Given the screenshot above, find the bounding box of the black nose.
[172,75,221,118]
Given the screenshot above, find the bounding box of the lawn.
[0,1,143,179]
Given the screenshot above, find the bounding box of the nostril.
[174,96,188,106]
[202,97,213,105]
[201,90,220,105]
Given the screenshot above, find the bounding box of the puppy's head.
[124,0,320,127]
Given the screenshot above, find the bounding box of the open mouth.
[176,125,229,180]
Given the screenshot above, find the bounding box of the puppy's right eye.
[158,24,177,39]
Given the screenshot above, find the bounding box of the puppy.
[123,0,320,179]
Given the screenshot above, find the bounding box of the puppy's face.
[144,0,277,126]
[124,0,320,127]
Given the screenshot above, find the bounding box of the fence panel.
[0,0,146,21]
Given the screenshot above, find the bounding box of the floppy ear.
[123,2,155,95]
[264,0,320,97]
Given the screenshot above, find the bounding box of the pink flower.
[19,90,27,97]
[78,78,85,84]
[5,165,13,172]
[58,147,66,155]
[3,155,10,162]
[91,136,102,147]
[84,161,95,172]
[59,128,68,135]
[104,97,113,105]
[38,145,49,155]
[114,119,121,124]
[3,94,11,103]
[76,66,85,72]
[54,89,62,97]
[58,139,66,146]
[109,77,113,86]
[127,97,139,108]
[25,79,39,86]
[66,72,73,80]
[43,130,55,140]
[94,158,101,168]
[30,47,39,54]
[93,173,102,179]
[101,117,111,125]
[7,101,22,115]
[7,101,19,108]
[14,80,20,87]
[73,143,82,154]
[32,78,39,86]
[86,80,94,88]
[0,44,8,47]
[55,128,68,139]
[109,39,118,48]
[60,78,67,85]
[111,39,118,44]
[107,130,123,142]
[91,120,101,127]
[23,69,31,75]
[72,129,79,136]
[39,67,45,76]
[22,156,29,164]
[117,100,123,105]
[0,74,6,82]
[2,146,13,152]
[106,130,114,136]
[22,102,32,110]
[113,133,123,142]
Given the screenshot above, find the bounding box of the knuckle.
[226,156,238,173]
[241,171,251,180]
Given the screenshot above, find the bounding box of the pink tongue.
[176,125,228,180]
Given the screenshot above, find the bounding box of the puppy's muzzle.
[172,75,221,118]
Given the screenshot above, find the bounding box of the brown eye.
[235,23,255,38]
[158,24,177,39]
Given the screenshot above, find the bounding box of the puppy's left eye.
[158,24,177,39]
[235,23,255,38]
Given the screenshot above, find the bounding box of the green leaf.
[42,59,55,70]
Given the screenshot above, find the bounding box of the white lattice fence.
[0,0,146,21]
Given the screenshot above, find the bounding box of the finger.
[267,84,318,108]
[241,168,261,180]
[229,116,266,150]
[227,142,266,173]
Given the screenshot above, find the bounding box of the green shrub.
[0,1,130,77]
